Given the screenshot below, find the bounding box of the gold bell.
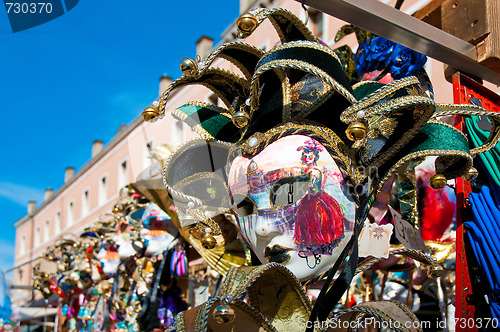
[142,106,160,122]
[180,57,198,76]
[463,167,478,181]
[345,121,367,141]
[201,233,217,250]
[427,263,444,278]
[429,174,447,189]
[232,110,250,128]
[213,305,235,324]
[236,13,258,38]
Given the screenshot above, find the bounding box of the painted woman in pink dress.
[294,139,346,255]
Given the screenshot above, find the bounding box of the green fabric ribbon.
[466,116,500,187]
[407,122,469,154]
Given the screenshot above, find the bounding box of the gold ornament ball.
[201,234,217,250]
[427,263,444,278]
[213,305,235,324]
[237,13,258,34]
[180,57,198,76]
[463,167,478,181]
[142,106,160,122]
[232,110,250,128]
[345,121,367,141]
[429,174,447,189]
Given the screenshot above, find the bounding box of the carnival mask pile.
[143,6,500,329]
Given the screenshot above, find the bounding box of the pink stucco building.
[12,0,499,316]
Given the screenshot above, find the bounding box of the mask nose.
[254,216,284,238]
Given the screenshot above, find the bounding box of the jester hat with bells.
[143,7,500,329]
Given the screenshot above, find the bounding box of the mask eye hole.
[270,173,310,207]
[230,194,257,217]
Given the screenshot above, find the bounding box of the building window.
[35,227,41,247]
[99,176,107,205]
[143,140,153,170]
[174,120,184,144]
[118,160,128,189]
[68,201,74,225]
[208,93,218,106]
[44,220,50,242]
[82,190,90,216]
[20,235,26,255]
[55,211,61,233]
[309,10,323,38]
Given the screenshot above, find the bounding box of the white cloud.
[0,182,44,207]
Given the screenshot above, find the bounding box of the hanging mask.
[97,246,120,276]
[140,203,177,256]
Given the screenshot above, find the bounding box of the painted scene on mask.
[229,135,355,270]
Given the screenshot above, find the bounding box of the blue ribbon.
[465,185,500,318]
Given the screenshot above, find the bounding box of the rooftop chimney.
[44,188,53,201]
[28,201,36,214]
[92,140,104,158]
[65,167,75,183]
[159,75,172,97]
[196,36,214,61]
[240,0,255,14]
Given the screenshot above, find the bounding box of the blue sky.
[0,0,239,273]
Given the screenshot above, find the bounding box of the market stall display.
[143,7,500,332]
[27,4,500,332]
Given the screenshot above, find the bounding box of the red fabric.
[294,192,345,246]
[420,186,455,241]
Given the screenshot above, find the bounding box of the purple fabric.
[157,284,188,329]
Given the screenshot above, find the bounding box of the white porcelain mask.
[228,135,355,281]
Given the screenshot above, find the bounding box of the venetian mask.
[228,135,356,281]
[140,203,177,255]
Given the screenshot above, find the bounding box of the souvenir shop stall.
[32,2,500,331]
[32,170,248,332]
[140,4,500,332]
[32,185,183,332]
